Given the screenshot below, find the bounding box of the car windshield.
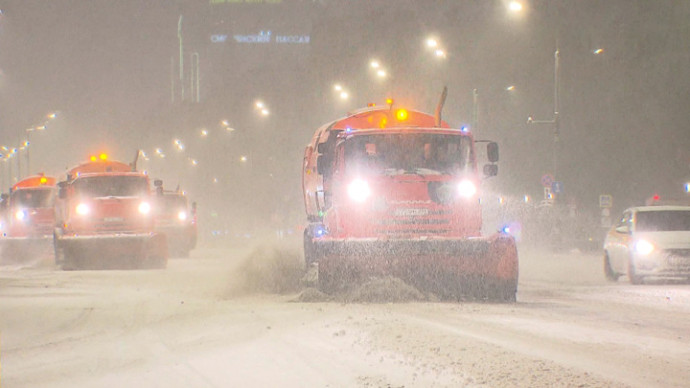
[635,210,690,232]
[344,133,473,176]
[73,176,149,198]
[11,189,55,208]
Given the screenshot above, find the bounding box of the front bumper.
[632,249,690,278]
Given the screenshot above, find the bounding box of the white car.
[603,205,690,284]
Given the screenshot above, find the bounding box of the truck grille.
[374,208,454,235]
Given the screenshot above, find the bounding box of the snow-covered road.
[1,242,689,387]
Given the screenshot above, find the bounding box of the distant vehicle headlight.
[15,209,27,221]
[76,203,90,216]
[347,179,371,203]
[457,179,477,198]
[138,202,151,215]
[634,239,655,255]
[178,210,187,221]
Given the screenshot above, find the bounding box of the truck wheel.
[604,253,619,282]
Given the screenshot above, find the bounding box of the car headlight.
[138,202,151,215]
[457,179,477,198]
[178,210,187,221]
[634,239,655,255]
[15,209,27,221]
[76,203,90,216]
[347,179,372,203]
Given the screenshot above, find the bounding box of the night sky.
[1,0,688,234]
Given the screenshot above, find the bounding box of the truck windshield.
[636,210,690,232]
[344,133,473,176]
[11,189,55,208]
[73,176,149,198]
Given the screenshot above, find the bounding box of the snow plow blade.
[55,233,167,270]
[315,233,518,301]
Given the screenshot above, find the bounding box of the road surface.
[1,240,689,387]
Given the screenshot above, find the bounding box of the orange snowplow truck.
[0,174,57,260]
[53,153,167,270]
[302,95,518,301]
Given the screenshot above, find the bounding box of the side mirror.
[154,179,163,188]
[0,193,7,201]
[483,164,498,177]
[191,201,197,215]
[487,142,499,163]
[615,225,630,234]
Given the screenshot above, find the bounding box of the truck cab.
[0,174,57,262]
[53,154,167,269]
[152,182,197,258]
[4,174,56,238]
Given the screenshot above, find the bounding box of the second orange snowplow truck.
[0,174,57,260]
[302,96,518,301]
[53,153,167,269]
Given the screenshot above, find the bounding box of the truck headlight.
[76,203,90,216]
[347,179,371,203]
[457,179,477,198]
[634,239,654,255]
[138,202,151,215]
[15,209,27,221]
[178,210,187,221]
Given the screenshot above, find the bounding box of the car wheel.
[628,258,644,285]
[604,253,619,282]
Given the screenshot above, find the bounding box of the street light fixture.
[508,1,524,13]
[24,111,58,177]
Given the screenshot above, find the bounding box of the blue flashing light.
[460,126,469,132]
[345,126,353,134]
[315,226,326,237]
[501,225,511,234]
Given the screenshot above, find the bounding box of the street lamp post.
[527,49,561,180]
